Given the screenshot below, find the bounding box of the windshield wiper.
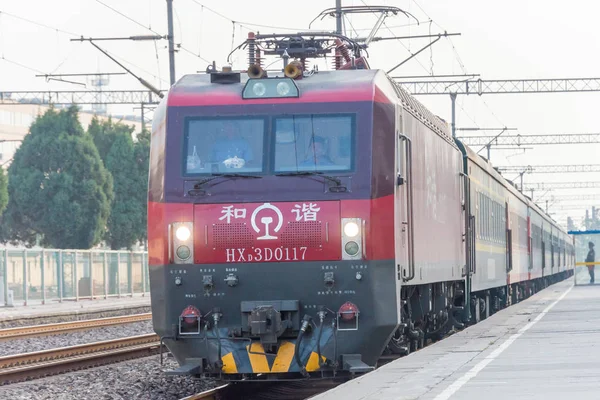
[276,171,342,186]
[192,173,262,188]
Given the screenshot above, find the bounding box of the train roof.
[387,78,453,143]
[169,69,380,99]
[168,68,452,143]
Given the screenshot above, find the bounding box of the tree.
[104,133,141,250]
[2,106,113,249]
[0,168,8,217]
[89,119,148,249]
[89,116,136,161]
[133,129,150,245]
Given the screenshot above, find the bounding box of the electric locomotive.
[148,32,467,379]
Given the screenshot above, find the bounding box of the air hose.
[295,315,312,377]
[213,309,223,369]
[316,309,326,368]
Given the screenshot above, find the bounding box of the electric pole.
[335,0,342,34]
[167,0,176,86]
[450,92,456,138]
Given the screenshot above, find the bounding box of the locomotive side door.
[505,201,513,273]
[395,106,414,284]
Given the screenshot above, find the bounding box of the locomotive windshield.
[185,117,266,175]
[274,114,354,173]
[183,114,355,175]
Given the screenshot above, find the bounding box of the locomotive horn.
[284,61,303,80]
[247,64,266,78]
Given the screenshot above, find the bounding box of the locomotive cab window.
[184,117,266,175]
[273,114,355,173]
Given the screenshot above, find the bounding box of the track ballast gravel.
[0,306,152,329]
[0,355,219,400]
[0,321,154,357]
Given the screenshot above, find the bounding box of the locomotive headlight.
[170,222,194,264]
[276,81,291,96]
[242,78,299,99]
[252,82,267,97]
[343,222,360,237]
[342,218,363,260]
[175,226,191,241]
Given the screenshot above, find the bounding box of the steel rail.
[0,333,159,385]
[179,384,232,400]
[0,313,152,341]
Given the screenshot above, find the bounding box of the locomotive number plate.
[225,247,308,263]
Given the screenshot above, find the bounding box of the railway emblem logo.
[251,203,284,240]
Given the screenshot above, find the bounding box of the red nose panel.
[194,201,341,263]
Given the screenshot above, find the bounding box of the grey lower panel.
[149,259,398,374]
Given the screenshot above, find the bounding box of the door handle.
[397,174,405,186]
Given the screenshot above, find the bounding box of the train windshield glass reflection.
[274,114,354,173]
[184,117,266,175]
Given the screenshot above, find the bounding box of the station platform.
[0,294,150,323]
[313,279,600,400]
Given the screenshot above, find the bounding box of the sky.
[0,0,599,227]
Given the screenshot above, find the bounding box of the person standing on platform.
[586,242,595,284]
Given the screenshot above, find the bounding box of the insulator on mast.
[333,48,342,70]
[335,39,351,64]
[301,58,309,71]
[247,32,256,66]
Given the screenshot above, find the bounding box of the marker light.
[176,226,191,241]
[171,222,194,265]
[242,77,299,99]
[342,218,363,260]
[345,241,359,256]
[181,305,201,325]
[176,245,191,260]
[338,301,359,321]
[344,222,360,237]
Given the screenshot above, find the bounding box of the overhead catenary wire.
[1,56,47,75]
[188,0,314,32]
[0,10,80,37]
[0,8,168,85]
[409,0,508,130]
[357,0,481,129]
[95,0,212,64]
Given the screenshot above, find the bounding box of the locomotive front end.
[162,197,390,378]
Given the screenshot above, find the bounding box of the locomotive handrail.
[399,133,415,282]
[168,224,173,264]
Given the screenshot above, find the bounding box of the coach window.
[476,192,480,239]
[477,193,482,240]
[273,114,354,173]
[184,117,266,175]
[485,195,490,241]
[494,201,499,243]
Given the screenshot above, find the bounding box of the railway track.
[0,333,160,385]
[178,335,452,400]
[0,313,152,341]
[180,380,348,400]
[179,384,232,400]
